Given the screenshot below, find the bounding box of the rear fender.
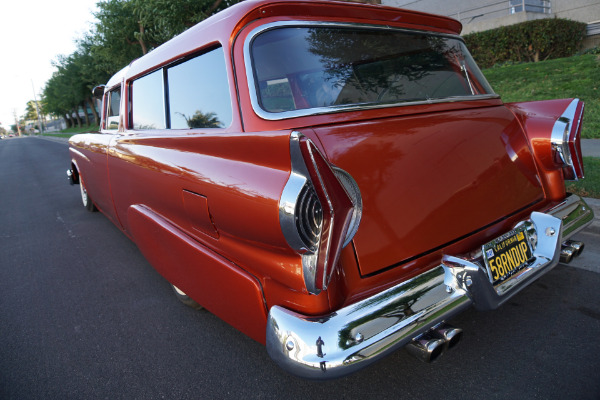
[506,98,585,201]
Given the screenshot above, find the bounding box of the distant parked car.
[67,0,593,379]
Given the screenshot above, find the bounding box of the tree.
[176,111,222,128]
[131,0,239,49]
[22,101,40,122]
[93,0,145,69]
[41,0,242,128]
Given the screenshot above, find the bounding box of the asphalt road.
[1,136,599,400]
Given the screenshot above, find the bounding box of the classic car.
[67,0,594,379]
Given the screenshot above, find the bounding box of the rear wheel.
[79,174,97,212]
[172,284,203,310]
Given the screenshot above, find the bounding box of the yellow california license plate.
[483,226,533,285]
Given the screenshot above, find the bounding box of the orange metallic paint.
[69,134,122,227]
[506,99,577,201]
[68,0,580,343]
[312,105,544,276]
[128,204,268,343]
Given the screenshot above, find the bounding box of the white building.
[384,0,600,47]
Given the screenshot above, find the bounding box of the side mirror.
[92,85,106,100]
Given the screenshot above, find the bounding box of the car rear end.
[236,1,594,378]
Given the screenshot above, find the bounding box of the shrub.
[465,18,587,68]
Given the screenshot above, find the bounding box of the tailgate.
[313,105,544,276]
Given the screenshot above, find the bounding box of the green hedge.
[464,18,587,68]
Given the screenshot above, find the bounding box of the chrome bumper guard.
[266,194,594,379]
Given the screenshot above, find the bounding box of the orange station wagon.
[67,0,594,378]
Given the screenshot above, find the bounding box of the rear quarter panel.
[106,130,333,317]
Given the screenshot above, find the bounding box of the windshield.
[250,25,494,115]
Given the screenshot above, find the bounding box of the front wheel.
[79,174,97,212]
[172,285,203,310]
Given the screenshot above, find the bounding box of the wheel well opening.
[71,163,80,184]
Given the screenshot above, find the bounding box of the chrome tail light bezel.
[279,131,362,295]
[551,98,585,181]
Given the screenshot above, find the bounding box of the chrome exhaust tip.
[560,247,575,264]
[560,240,585,264]
[431,324,463,350]
[406,324,463,363]
[405,336,446,363]
[566,240,585,257]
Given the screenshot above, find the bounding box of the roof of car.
[111,0,462,84]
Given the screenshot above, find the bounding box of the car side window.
[129,46,232,131]
[167,47,232,129]
[105,88,121,130]
[131,70,166,130]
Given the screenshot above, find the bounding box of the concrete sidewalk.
[582,139,600,158]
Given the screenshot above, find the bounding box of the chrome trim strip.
[279,131,311,253]
[244,21,500,121]
[266,194,593,379]
[278,131,324,294]
[546,192,594,239]
[551,98,580,180]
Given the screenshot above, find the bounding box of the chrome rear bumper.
[266,194,594,379]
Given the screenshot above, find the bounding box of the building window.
[509,0,551,14]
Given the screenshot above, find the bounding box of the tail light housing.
[279,132,362,295]
[551,98,585,180]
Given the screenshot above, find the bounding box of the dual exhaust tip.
[405,324,462,363]
[560,240,585,264]
[407,240,586,362]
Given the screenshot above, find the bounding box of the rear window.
[249,24,494,116]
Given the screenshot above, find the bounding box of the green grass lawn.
[41,124,99,138]
[566,157,600,198]
[483,54,600,139]
[48,125,100,137]
[484,54,600,198]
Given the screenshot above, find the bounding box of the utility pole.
[12,109,22,136]
[31,80,44,134]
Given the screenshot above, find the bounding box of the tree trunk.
[72,108,82,127]
[86,97,100,126]
[138,22,147,55]
[82,101,91,126]
[207,0,223,14]
[64,113,73,128]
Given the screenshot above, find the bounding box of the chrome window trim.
[244,21,500,121]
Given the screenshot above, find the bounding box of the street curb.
[583,197,600,235]
[36,135,70,143]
